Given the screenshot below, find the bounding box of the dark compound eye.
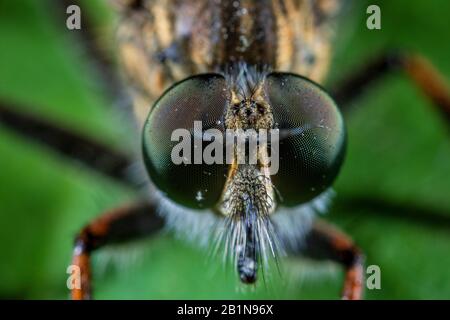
[142,74,229,209]
[265,72,346,206]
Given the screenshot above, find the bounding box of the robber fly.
[70,0,357,299]
[67,0,450,300]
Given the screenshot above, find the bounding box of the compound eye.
[265,72,346,206]
[142,74,229,209]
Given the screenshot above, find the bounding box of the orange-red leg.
[301,220,364,300]
[331,51,450,124]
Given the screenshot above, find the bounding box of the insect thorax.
[116,0,341,127]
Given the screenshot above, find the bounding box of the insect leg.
[71,201,164,300]
[294,219,364,300]
[336,196,450,230]
[52,0,128,102]
[331,51,450,124]
[0,101,139,188]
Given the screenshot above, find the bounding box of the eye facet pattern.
[264,72,346,206]
[142,74,229,209]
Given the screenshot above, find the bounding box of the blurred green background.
[0,0,449,299]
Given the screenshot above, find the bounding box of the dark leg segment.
[300,220,364,300]
[71,201,164,300]
[53,0,127,102]
[0,2,141,189]
[0,101,137,188]
[331,51,450,123]
[336,196,450,231]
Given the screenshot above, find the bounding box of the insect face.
[143,69,345,208]
[142,67,346,283]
